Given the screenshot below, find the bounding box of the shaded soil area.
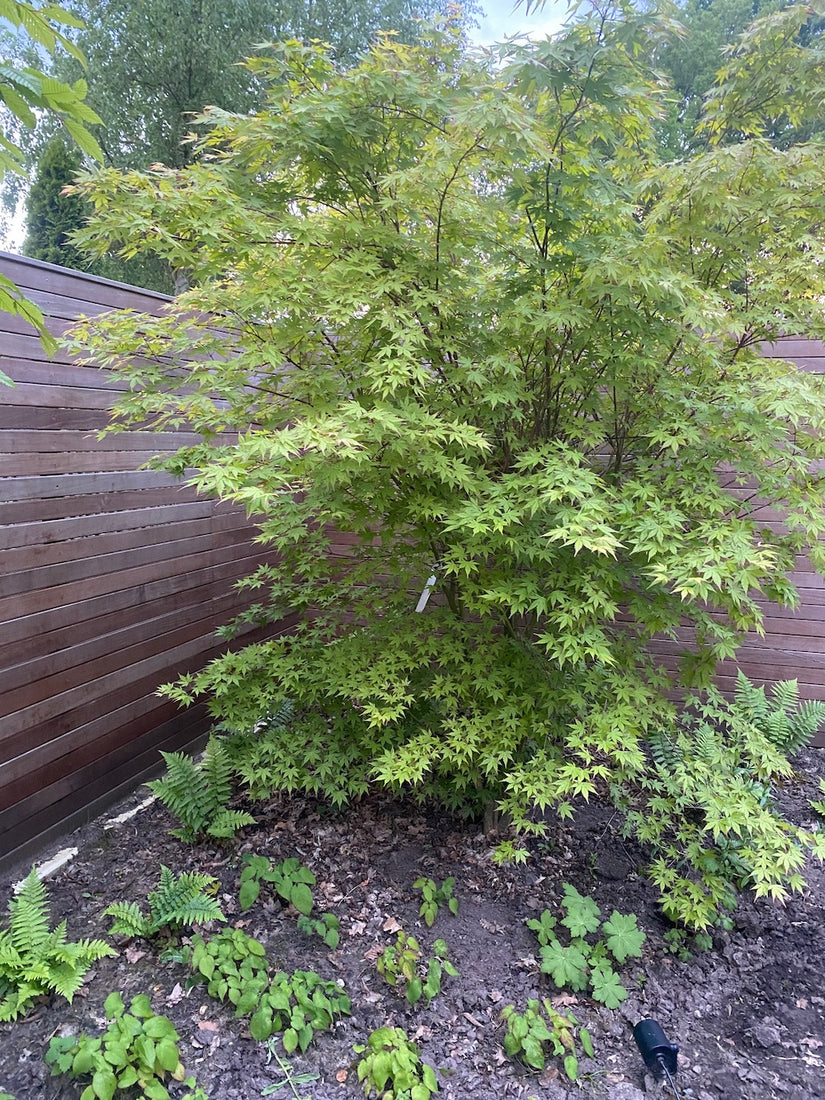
[1,748,824,1100]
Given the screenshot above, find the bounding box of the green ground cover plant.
[238,855,315,915]
[175,928,350,1052]
[810,781,825,818]
[0,869,114,1021]
[354,1026,438,1099]
[296,913,340,950]
[528,884,645,1008]
[376,932,458,1007]
[501,998,593,1080]
[68,2,825,926]
[104,867,224,940]
[413,878,458,928]
[148,737,255,842]
[44,991,208,1100]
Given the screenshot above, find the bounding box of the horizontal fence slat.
[0,251,290,860]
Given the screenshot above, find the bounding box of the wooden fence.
[648,337,825,734]
[0,252,290,864]
[1,253,824,865]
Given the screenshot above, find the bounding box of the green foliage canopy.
[68,6,825,920]
[0,0,100,353]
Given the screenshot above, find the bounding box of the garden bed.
[1,748,824,1100]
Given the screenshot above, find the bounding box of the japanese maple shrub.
[69,5,825,923]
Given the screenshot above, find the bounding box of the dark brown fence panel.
[0,252,291,863]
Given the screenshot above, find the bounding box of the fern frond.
[104,901,151,938]
[207,810,256,839]
[8,871,51,955]
[47,961,85,1002]
[202,738,233,814]
[146,867,225,931]
[784,699,825,754]
[0,872,114,1019]
[648,729,682,771]
[262,699,295,730]
[148,751,209,840]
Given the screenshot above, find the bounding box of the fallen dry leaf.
[382,916,403,933]
[166,983,186,1006]
[336,1070,348,1083]
[363,943,384,962]
[125,946,146,964]
[349,920,367,935]
[551,994,579,1008]
[198,1020,219,1033]
[479,919,505,934]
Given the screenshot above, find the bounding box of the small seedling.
[239,856,315,916]
[412,877,459,927]
[662,928,713,961]
[501,998,594,1080]
[296,912,340,949]
[104,866,224,939]
[261,1046,320,1098]
[528,883,646,1009]
[377,932,458,1007]
[0,869,114,1021]
[354,1026,438,1098]
[45,991,208,1100]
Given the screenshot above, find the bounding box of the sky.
[472,0,569,45]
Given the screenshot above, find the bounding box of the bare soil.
[1,749,824,1100]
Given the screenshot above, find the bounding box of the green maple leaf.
[602,911,646,964]
[539,940,589,991]
[560,884,601,938]
[590,963,628,1009]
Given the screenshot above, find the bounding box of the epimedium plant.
[354,1026,438,1100]
[376,931,458,1007]
[238,855,315,915]
[44,991,208,1100]
[501,998,593,1081]
[413,877,458,928]
[67,5,825,924]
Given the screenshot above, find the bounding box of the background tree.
[0,0,101,359]
[13,0,479,290]
[68,6,825,927]
[655,0,825,154]
[23,135,92,268]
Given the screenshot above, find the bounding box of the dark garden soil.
[1,749,825,1100]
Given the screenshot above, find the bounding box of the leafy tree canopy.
[657,0,825,153]
[68,5,825,925]
[0,0,101,353]
[20,0,478,287]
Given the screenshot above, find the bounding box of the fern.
[0,870,114,1021]
[734,672,825,755]
[630,679,822,930]
[148,736,255,842]
[105,866,225,940]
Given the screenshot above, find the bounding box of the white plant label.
[415,574,438,613]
